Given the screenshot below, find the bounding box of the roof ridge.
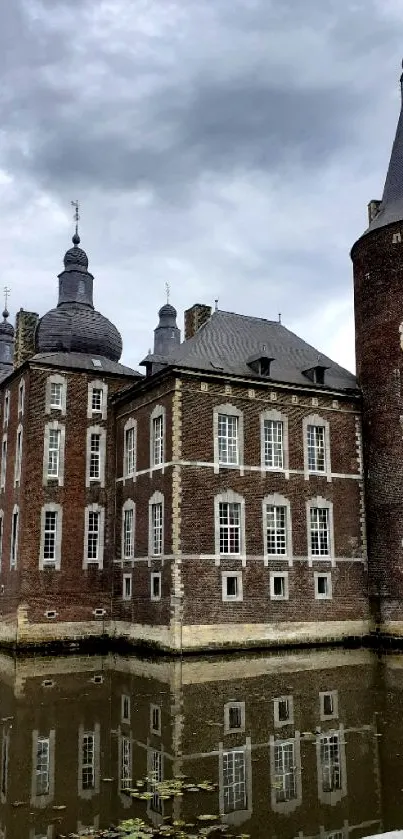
[215,309,281,325]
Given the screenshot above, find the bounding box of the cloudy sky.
[0,0,402,373]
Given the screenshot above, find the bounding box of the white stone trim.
[269,733,302,814]
[123,417,137,480]
[39,503,63,570]
[0,435,6,491]
[213,403,244,475]
[262,493,293,567]
[314,570,333,600]
[43,421,65,487]
[122,573,132,600]
[18,378,25,417]
[78,723,100,800]
[224,701,245,734]
[83,503,105,569]
[273,695,294,727]
[10,504,19,569]
[148,491,164,557]
[260,409,289,477]
[0,510,4,573]
[269,570,289,600]
[3,392,9,428]
[316,726,347,805]
[121,499,135,560]
[218,739,252,826]
[87,379,108,420]
[221,570,243,601]
[151,571,162,601]
[306,496,335,567]
[85,426,106,488]
[303,413,331,482]
[319,690,339,721]
[30,729,56,808]
[45,373,67,415]
[150,404,166,470]
[14,424,23,486]
[214,490,246,564]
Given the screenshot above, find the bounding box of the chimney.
[14,309,39,369]
[184,303,212,341]
[368,199,381,224]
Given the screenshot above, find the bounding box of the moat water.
[0,646,401,838]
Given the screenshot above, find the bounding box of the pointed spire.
[366,62,403,233]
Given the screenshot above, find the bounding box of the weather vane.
[165,282,170,304]
[71,200,80,236]
[3,287,10,312]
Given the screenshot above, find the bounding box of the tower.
[351,62,403,633]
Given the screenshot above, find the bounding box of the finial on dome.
[3,287,10,320]
[165,281,170,304]
[71,199,80,245]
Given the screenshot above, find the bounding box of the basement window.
[45,610,57,619]
[274,695,294,727]
[224,701,245,734]
[93,608,106,617]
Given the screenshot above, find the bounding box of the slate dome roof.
[35,232,123,362]
[0,310,14,337]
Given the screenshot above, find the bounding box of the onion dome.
[35,232,123,362]
[0,309,14,337]
[0,309,14,368]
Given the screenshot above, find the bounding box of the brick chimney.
[184,304,212,341]
[14,309,39,369]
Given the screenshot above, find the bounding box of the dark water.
[0,646,401,838]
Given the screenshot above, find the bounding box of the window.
[270,572,289,600]
[14,426,22,485]
[44,422,65,485]
[219,502,241,555]
[121,694,131,722]
[47,429,60,477]
[43,511,57,564]
[319,733,341,792]
[264,419,284,468]
[307,425,325,472]
[123,573,132,601]
[315,572,332,600]
[149,749,163,813]
[222,571,243,602]
[150,705,161,735]
[0,513,3,572]
[87,380,108,420]
[84,505,105,569]
[40,504,62,570]
[266,505,287,555]
[222,749,247,814]
[224,702,245,734]
[273,741,298,804]
[18,379,25,416]
[0,436,7,490]
[120,736,132,792]
[46,374,67,415]
[149,493,164,556]
[151,571,161,601]
[320,691,338,720]
[218,414,239,465]
[82,733,95,791]
[310,507,330,556]
[35,737,50,796]
[89,433,100,480]
[122,503,135,560]
[274,696,294,727]
[1,730,9,800]
[124,420,136,477]
[152,415,164,466]
[3,393,9,428]
[10,507,19,569]
[86,427,106,487]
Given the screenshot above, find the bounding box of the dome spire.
[71,199,81,246]
[2,286,10,322]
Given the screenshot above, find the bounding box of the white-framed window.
[78,724,100,799]
[86,426,106,487]
[270,571,289,600]
[123,573,132,600]
[122,500,135,560]
[45,374,67,415]
[121,694,131,722]
[87,380,108,421]
[150,704,161,735]
[83,504,105,569]
[3,392,9,428]
[43,422,65,486]
[221,748,247,814]
[14,424,23,485]
[18,379,25,416]
[10,505,19,569]
[0,511,4,573]
[222,570,243,602]
[274,695,294,727]
[314,571,332,600]
[215,491,245,558]
[307,497,334,562]
[1,728,9,802]
[320,691,339,720]
[261,410,289,472]
[119,735,132,793]
[31,729,55,806]
[151,571,161,601]
[270,737,302,811]
[0,435,7,490]
[150,405,165,468]
[213,404,244,472]
[316,727,347,804]
[224,702,245,734]
[149,491,164,556]
[35,737,50,796]
[123,418,136,478]
[303,414,331,480]
[264,498,290,557]
[39,503,62,570]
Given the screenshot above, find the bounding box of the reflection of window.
[274,695,294,727]
[319,733,341,792]
[222,749,246,813]
[150,705,161,735]
[273,741,297,803]
[1,730,8,800]
[82,733,95,791]
[150,750,163,813]
[224,702,245,734]
[121,695,130,722]
[120,736,132,791]
[35,737,50,796]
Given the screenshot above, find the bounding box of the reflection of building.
[0,648,385,838]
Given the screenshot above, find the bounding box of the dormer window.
[247,354,274,377]
[303,365,328,386]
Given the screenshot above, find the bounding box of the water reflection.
[0,647,395,838]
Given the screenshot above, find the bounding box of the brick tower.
[351,63,403,634]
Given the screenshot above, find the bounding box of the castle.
[1,69,403,654]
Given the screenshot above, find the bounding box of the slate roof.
[30,352,141,378]
[363,73,403,235]
[142,309,357,392]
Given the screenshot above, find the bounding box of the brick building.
[2,67,403,653]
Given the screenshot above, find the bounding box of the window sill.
[222,596,243,603]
